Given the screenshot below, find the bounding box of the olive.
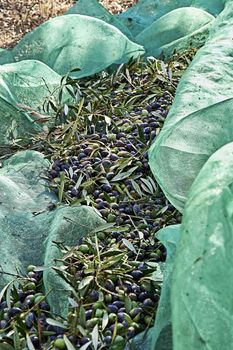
[116,323,125,334]
[85,310,93,320]
[107,304,118,314]
[27,271,37,279]
[95,309,104,318]
[53,338,66,349]
[34,295,44,304]
[0,301,7,310]
[24,282,36,291]
[25,312,35,328]
[86,318,99,328]
[108,313,117,323]
[93,301,104,310]
[138,292,148,302]
[143,298,154,307]
[105,294,112,303]
[80,337,90,345]
[130,307,143,318]
[131,270,143,280]
[78,244,89,254]
[105,279,115,292]
[104,335,112,344]
[8,307,21,317]
[114,335,124,344]
[113,301,124,309]
[127,326,135,338]
[90,290,99,302]
[0,320,7,329]
[40,301,50,311]
[128,293,137,301]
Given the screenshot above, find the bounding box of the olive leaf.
[64,335,76,350]
[46,318,68,329]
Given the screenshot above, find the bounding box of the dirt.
[0,0,137,49]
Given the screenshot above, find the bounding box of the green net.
[149,0,233,212]
[43,206,105,317]
[0,15,144,78]
[66,0,133,39]
[0,48,13,65]
[152,225,180,350]
[149,98,233,212]
[125,225,180,350]
[0,60,73,145]
[0,0,232,347]
[171,142,233,349]
[116,0,226,37]
[0,150,104,317]
[135,7,214,59]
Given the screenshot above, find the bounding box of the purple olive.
[107,304,118,314]
[131,270,143,280]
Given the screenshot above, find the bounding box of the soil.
[0,0,137,49]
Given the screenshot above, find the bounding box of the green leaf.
[137,124,145,143]
[91,324,99,350]
[111,166,138,182]
[90,223,115,234]
[68,297,78,308]
[65,86,77,99]
[112,319,118,341]
[160,61,167,76]
[0,280,16,304]
[75,174,84,190]
[101,249,123,258]
[78,276,94,290]
[141,178,154,194]
[58,172,65,203]
[13,327,21,350]
[102,311,109,331]
[64,104,69,116]
[33,266,50,272]
[110,226,130,232]
[80,341,92,350]
[6,283,13,309]
[122,239,137,254]
[70,67,81,73]
[0,344,15,350]
[45,318,68,329]
[148,176,158,192]
[141,182,153,195]
[131,179,143,197]
[79,305,87,328]
[68,166,74,179]
[26,334,36,350]
[105,116,111,126]
[64,335,76,350]
[125,295,132,314]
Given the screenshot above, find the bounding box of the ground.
[0,0,137,49]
